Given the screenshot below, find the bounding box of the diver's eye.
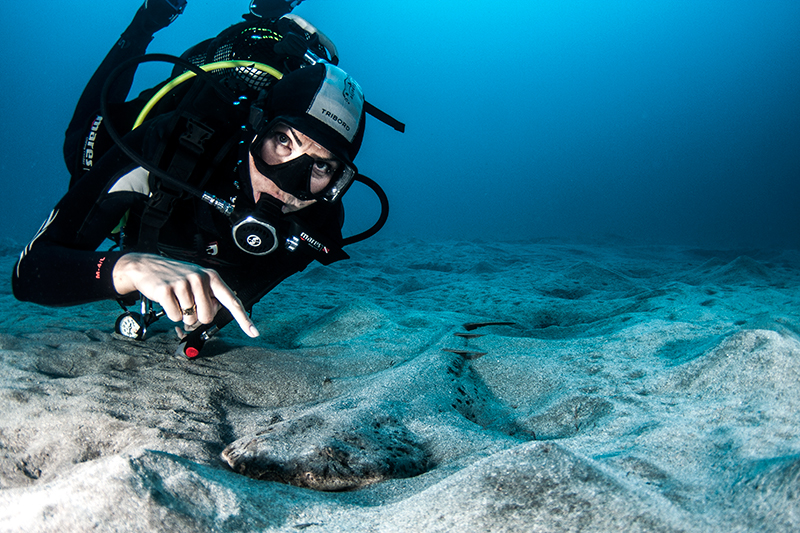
[264,131,294,160]
[313,160,334,175]
[313,159,341,176]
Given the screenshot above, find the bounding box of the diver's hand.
[112,253,260,338]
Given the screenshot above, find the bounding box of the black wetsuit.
[12,18,347,314]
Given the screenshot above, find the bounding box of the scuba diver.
[12,0,399,358]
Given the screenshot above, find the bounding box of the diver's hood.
[264,63,366,167]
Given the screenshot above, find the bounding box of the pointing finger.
[206,274,260,338]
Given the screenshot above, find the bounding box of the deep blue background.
[2,0,799,248]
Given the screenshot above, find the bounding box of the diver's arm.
[11,210,129,307]
[11,177,258,337]
[13,222,258,337]
[64,1,187,177]
[11,160,143,306]
[12,234,126,307]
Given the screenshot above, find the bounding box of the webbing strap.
[137,184,180,251]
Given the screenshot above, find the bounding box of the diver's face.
[248,124,341,213]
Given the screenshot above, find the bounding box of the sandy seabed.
[1,237,799,532]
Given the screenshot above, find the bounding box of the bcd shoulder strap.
[135,75,248,251]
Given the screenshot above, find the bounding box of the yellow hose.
[132,61,283,129]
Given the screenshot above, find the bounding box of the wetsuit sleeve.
[63,3,178,177]
[12,143,147,307]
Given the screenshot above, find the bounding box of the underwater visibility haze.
[1,0,798,248]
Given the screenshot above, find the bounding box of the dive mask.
[249,127,356,203]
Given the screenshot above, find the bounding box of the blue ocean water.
[1,0,798,248]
